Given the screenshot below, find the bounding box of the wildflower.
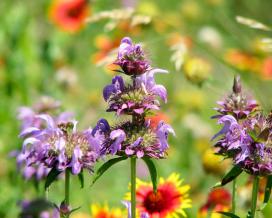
[224,49,260,73]
[103,68,168,116]
[198,188,231,218]
[97,119,175,159]
[125,173,191,217]
[49,0,89,33]
[16,98,73,180]
[183,57,211,85]
[114,37,150,76]
[213,110,272,176]
[212,76,272,176]
[261,56,272,80]
[213,76,258,120]
[90,203,123,218]
[19,114,100,175]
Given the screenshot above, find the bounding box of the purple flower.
[101,120,174,159]
[136,68,168,103]
[103,68,168,116]
[213,76,258,120]
[114,37,150,76]
[103,76,125,101]
[18,114,100,175]
[212,112,272,176]
[156,121,175,151]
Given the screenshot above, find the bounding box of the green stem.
[232,179,236,213]
[131,157,137,218]
[251,176,259,218]
[65,169,70,206]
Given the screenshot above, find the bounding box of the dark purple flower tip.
[92,118,110,136]
[116,37,150,76]
[233,75,242,94]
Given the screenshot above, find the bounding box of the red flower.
[49,0,89,33]
[126,173,191,217]
[198,188,231,218]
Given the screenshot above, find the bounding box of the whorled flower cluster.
[98,37,175,159]
[212,76,272,176]
[16,97,74,180]
[18,114,101,176]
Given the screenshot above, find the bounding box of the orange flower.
[261,57,272,80]
[92,35,120,64]
[198,188,231,218]
[126,173,192,217]
[146,112,170,129]
[224,49,260,73]
[49,0,89,33]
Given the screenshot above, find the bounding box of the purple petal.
[110,129,126,154]
[70,146,83,174]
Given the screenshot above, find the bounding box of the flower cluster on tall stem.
[95,37,175,218]
[212,76,272,217]
[18,109,102,217]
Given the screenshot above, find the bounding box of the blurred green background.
[1,0,272,217]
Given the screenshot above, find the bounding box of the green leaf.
[214,166,243,188]
[221,165,243,186]
[217,211,240,218]
[78,171,84,188]
[261,175,272,210]
[143,157,158,193]
[91,156,128,186]
[44,167,61,190]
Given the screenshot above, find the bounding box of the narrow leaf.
[78,171,84,188]
[214,165,243,187]
[217,211,240,218]
[143,157,158,193]
[44,167,61,190]
[92,156,127,186]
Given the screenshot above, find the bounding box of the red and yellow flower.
[198,188,231,218]
[49,0,90,33]
[90,203,123,218]
[126,173,191,217]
